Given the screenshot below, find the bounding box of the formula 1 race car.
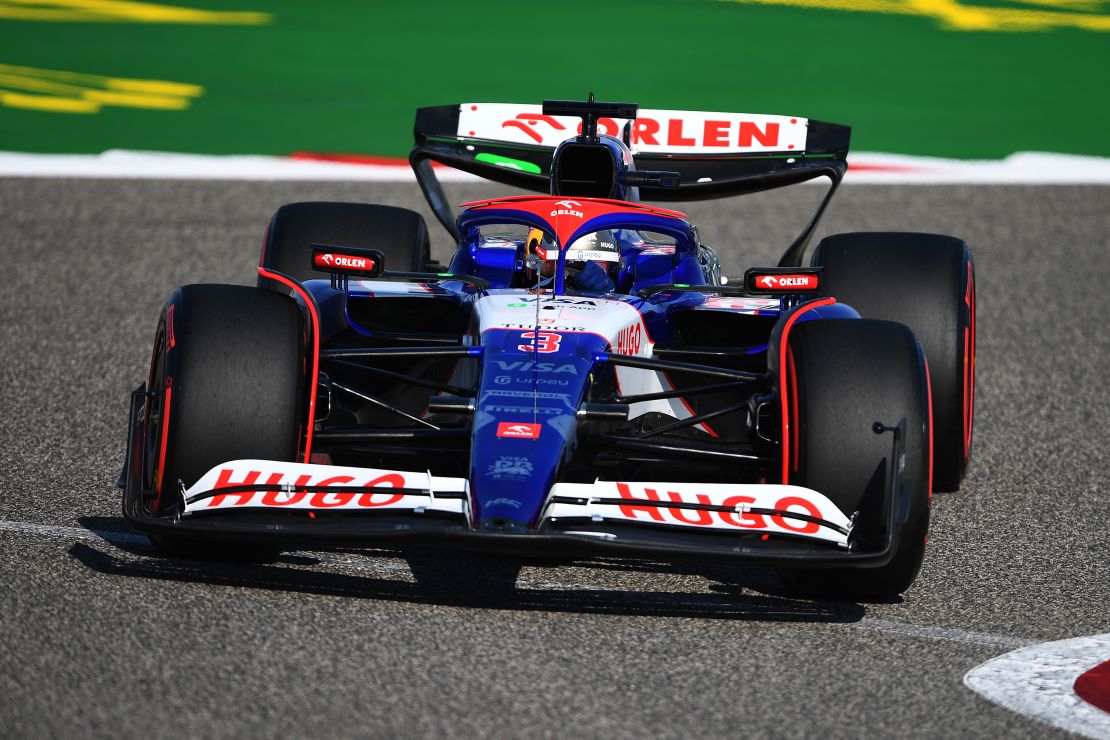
[120,97,976,598]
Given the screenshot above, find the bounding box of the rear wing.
[410,103,850,265]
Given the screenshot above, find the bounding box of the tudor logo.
[496,422,541,439]
[501,322,585,332]
[551,199,584,219]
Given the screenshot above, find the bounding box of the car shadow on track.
[72,516,868,623]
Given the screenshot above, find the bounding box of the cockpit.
[447,221,699,294]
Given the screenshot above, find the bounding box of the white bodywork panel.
[457,103,809,155]
[545,480,852,547]
[182,460,468,517]
[473,292,713,429]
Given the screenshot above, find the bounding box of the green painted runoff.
[0,0,1107,158]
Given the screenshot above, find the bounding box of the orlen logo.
[459,105,805,153]
[550,199,584,219]
[500,113,621,144]
[498,112,782,149]
[754,273,819,291]
[496,422,541,439]
[314,252,376,272]
[630,116,781,149]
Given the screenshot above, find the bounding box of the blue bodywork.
[300,198,858,533]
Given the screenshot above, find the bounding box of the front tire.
[143,284,305,559]
[778,318,931,600]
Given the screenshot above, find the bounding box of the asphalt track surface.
[0,178,1107,738]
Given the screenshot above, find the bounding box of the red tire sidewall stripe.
[145,321,167,511]
[152,379,173,512]
[145,323,164,407]
[778,297,836,484]
[256,267,320,463]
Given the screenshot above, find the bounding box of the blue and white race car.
[121,97,976,598]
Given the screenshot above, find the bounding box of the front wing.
[121,385,910,569]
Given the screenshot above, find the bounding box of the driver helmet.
[525,228,620,264]
[564,231,621,265]
[524,228,622,288]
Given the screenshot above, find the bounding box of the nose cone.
[468,345,596,531]
[468,402,577,531]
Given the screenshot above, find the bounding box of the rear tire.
[258,202,430,288]
[811,232,974,492]
[143,284,305,560]
[778,319,931,600]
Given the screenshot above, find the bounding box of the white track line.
[965,635,1110,740]
[0,518,1038,649]
[1,150,1109,184]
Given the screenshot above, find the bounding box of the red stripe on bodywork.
[778,297,836,484]
[1074,658,1110,714]
[661,370,718,438]
[257,267,320,463]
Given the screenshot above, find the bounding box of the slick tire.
[258,202,431,289]
[811,232,975,492]
[777,319,931,600]
[143,284,305,560]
